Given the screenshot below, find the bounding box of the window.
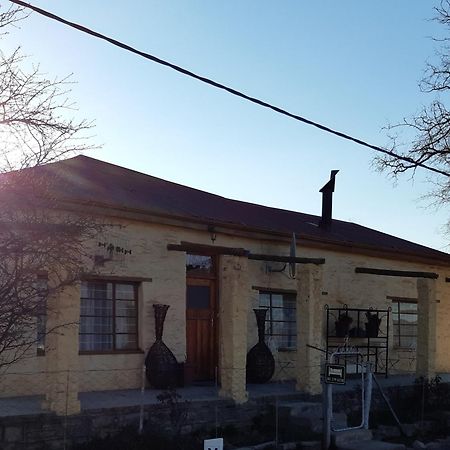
[259,291,296,350]
[186,254,215,278]
[79,281,138,352]
[36,275,48,356]
[391,299,417,348]
[36,314,46,355]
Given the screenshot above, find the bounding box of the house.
[0,155,449,416]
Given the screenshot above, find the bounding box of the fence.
[0,366,307,450]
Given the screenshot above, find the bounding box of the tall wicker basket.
[246,308,275,383]
[145,304,178,388]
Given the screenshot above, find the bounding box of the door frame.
[185,254,219,383]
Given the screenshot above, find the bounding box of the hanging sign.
[325,363,346,385]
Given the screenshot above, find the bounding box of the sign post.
[323,347,373,449]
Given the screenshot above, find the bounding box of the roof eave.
[55,198,450,268]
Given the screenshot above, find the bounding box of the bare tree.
[0,178,100,369]
[0,3,24,32]
[378,1,450,206]
[0,5,100,370]
[0,8,93,171]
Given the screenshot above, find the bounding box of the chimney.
[319,170,339,228]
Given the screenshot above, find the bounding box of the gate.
[323,345,373,449]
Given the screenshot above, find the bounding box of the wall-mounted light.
[208,225,217,243]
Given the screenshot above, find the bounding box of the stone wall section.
[0,383,437,450]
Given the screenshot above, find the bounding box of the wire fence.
[0,364,314,450]
[0,353,421,450]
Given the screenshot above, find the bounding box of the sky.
[3,1,450,251]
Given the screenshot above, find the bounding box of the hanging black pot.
[246,308,275,384]
[145,304,178,389]
[365,312,382,338]
[335,314,353,337]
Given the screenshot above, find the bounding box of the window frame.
[391,297,418,349]
[186,254,217,279]
[36,274,49,356]
[258,290,297,351]
[79,280,140,354]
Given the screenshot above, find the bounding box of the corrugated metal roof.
[32,155,450,264]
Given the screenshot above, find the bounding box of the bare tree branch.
[0,3,26,33]
[0,5,102,370]
[378,1,450,216]
[0,169,104,369]
[0,49,95,170]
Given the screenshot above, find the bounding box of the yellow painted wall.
[0,215,448,399]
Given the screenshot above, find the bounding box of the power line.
[10,0,450,178]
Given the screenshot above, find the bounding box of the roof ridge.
[59,155,321,221]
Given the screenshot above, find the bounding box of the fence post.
[139,364,146,434]
[363,362,372,429]
[323,377,331,450]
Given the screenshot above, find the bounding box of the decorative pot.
[145,304,178,388]
[246,308,275,384]
[365,312,382,338]
[335,315,353,337]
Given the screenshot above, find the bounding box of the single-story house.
[1,155,449,415]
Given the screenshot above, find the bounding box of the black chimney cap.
[320,170,339,193]
[319,170,339,228]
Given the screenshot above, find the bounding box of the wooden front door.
[186,277,217,382]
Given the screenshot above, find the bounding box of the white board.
[204,438,223,450]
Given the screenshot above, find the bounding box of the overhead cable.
[10,0,450,177]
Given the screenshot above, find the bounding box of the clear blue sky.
[5,1,450,251]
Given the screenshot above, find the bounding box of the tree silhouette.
[0,5,99,370]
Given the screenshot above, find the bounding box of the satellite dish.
[289,232,296,278]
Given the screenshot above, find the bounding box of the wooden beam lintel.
[167,242,325,264]
[167,242,249,257]
[355,267,439,279]
[248,253,325,265]
[82,274,153,283]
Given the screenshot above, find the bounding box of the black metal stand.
[325,305,391,377]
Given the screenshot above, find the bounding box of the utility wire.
[10,0,450,178]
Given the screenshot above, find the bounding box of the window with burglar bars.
[391,298,417,349]
[36,275,48,356]
[259,291,296,350]
[79,281,138,352]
